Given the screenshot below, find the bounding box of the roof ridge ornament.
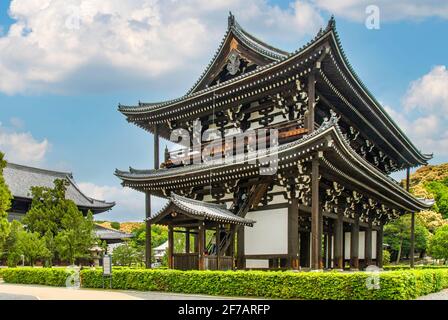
[326,15,336,31]
[228,11,235,29]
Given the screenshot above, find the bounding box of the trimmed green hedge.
[80,268,448,300]
[384,265,448,271]
[1,268,72,287]
[2,267,448,299]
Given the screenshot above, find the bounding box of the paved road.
[417,289,448,300]
[0,292,38,300]
[0,282,236,300]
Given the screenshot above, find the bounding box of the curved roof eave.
[118,16,431,165]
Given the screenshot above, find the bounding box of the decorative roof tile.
[149,193,255,226]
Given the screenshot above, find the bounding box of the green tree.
[112,241,142,266]
[55,211,96,265]
[384,213,429,263]
[428,224,448,262]
[110,221,120,230]
[43,231,56,267]
[0,151,12,251]
[14,230,51,266]
[4,220,23,267]
[23,179,71,236]
[133,224,168,249]
[425,179,448,218]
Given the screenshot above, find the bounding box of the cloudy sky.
[0,0,447,221]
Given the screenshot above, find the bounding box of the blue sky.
[0,1,447,222]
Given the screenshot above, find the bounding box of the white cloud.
[78,182,167,222]
[314,0,448,22]
[387,65,448,157]
[0,0,323,95]
[0,122,50,165]
[403,65,448,113]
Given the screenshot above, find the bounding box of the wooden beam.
[216,225,221,270]
[145,192,152,269]
[168,225,174,269]
[237,226,245,269]
[185,228,190,254]
[350,214,360,270]
[311,155,322,270]
[407,167,416,269]
[198,223,205,270]
[154,124,160,169]
[333,212,344,270]
[288,198,299,270]
[307,72,316,132]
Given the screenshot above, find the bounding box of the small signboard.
[103,255,112,276]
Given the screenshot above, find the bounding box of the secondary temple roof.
[4,163,115,214]
[149,193,255,226]
[94,224,133,242]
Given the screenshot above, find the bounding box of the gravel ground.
[417,289,448,300]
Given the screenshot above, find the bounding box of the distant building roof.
[94,224,133,241]
[4,162,115,214]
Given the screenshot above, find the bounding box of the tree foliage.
[384,214,429,263]
[112,241,143,266]
[428,225,448,261]
[23,179,97,265]
[0,151,12,250]
[55,211,96,265]
[425,179,448,219]
[23,179,74,236]
[15,230,51,266]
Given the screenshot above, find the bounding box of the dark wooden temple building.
[4,162,115,221]
[116,14,432,271]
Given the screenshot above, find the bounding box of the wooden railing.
[172,254,234,271]
[204,256,234,271]
[173,253,199,270]
[162,124,308,168]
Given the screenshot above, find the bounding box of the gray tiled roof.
[94,224,133,240]
[150,193,255,226]
[4,163,115,212]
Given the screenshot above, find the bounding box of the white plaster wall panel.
[372,231,377,260]
[344,232,351,260]
[245,208,288,255]
[246,259,269,269]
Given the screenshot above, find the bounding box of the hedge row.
[1,268,71,287]
[2,268,448,299]
[384,265,448,271]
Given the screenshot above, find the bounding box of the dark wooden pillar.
[299,232,310,268]
[376,224,384,268]
[145,192,152,268]
[307,72,316,132]
[154,125,160,169]
[237,226,245,269]
[216,225,221,270]
[198,223,205,270]
[365,223,373,266]
[350,215,360,270]
[193,232,199,253]
[168,225,174,269]
[185,228,190,254]
[311,155,322,270]
[288,198,299,270]
[407,167,415,268]
[333,212,344,269]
